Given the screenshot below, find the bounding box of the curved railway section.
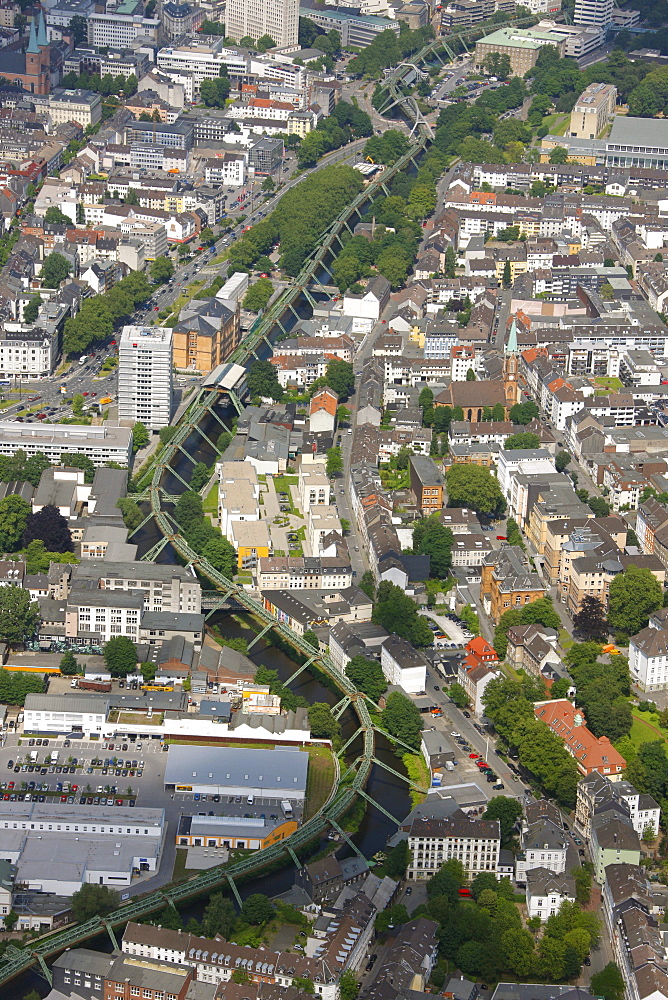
[0,21,535,986]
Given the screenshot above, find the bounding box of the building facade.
[118,324,173,430]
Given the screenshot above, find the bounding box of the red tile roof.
[534,699,626,775]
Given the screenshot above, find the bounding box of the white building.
[515,810,569,882]
[526,869,576,921]
[0,423,132,466]
[308,506,342,554]
[629,610,668,692]
[87,12,161,46]
[226,0,298,47]
[573,0,613,27]
[380,634,428,695]
[298,464,331,513]
[0,329,59,378]
[118,324,173,431]
[23,692,108,738]
[497,448,556,499]
[406,810,501,880]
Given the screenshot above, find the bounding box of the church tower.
[503,317,520,409]
[24,19,41,88]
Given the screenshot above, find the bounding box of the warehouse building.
[23,692,109,738]
[164,745,309,801]
[176,813,298,850]
[0,802,165,894]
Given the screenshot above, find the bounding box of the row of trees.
[0,496,74,554]
[173,491,237,579]
[63,270,153,356]
[227,164,364,279]
[483,675,579,806]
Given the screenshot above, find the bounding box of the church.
[0,11,51,95]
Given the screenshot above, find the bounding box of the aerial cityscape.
[0,0,667,998]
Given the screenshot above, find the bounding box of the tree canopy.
[372,581,434,646]
[446,464,505,516]
[381,690,423,753]
[103,636,138,677]
[413,516,453,578]
[608,564,663,638]
[22,504,73,553]
[0,585,40,645]
[345,654,388,702]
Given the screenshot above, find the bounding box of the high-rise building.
[225,0,298,47]
[573,0,613,28]
[118,324,173,430]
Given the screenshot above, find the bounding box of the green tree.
[339,970,359,1000]
[483,795,523,842]
[509,400,539,424]
[466,368,476,381]
[308,702,341,748]
[151,256,174,284]
[200,77,231,107]
[326,446,343,477]
[505,432,540,450]
[608,564,663,638]
[555,450,571,472]
[502,260,512,287]
[571,865,592,906]
[381,690,423,753]
[572,595,608,641]
[243,277,273,312]
[71,884,119,923]
[41,251,71,288]
[201,536,236,578]
[589,961,625,999]
[0,494,30,552]
[200,227,215,245]
[446,464,505,516]
[191,462,212,491]
[246,359,283,401]
[373,581,434,647]
[359,570,375,600]
[325,359,355,401]
[202,893,236,938]
[132,422,149,452]
[413,516,453,577]
[59,650,80,676]
[240,893,274,925]
[69,13,88,43]
[448,682,469,708]
[103,636,138,677]
[44,207,71,225]
[23,295,41,323]
[0,584,40,644]
[427,857,465,900]
[549,145,569,163]
[346,655,387,702]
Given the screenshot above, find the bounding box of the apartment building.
[629,608,668,692]
[172,298,240,374]
[33,88,101,128]
[257,556,352,590]
[569,83,617,140]
[566,552,665,618]
[380,634,428,695]
[406,811,501,880]
[70,561,202,615]
[481,545,545,623]
[299,464,331,513]
[526,870,576,921]
[118,324,173,431]
[409,455,445,514]
[534,699,626,779]
[575,772,660,841]
[515,801,569,882]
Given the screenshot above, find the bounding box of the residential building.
[629,609,668,692]
[33,88,101,128]
[406,809,501,880]
[576,772,661,840]
[380,634,428,694]
[257,555,352,591]
[409,455,445,514]
[569,83,617,139]
[70,560,202,615]
[481,545,545,623]
[534,699,626,778]
[526,869,576,921]
[457,660,498,715]
[590,812,641,883]
[226,0,299,46]
[118,324,173,431]
[309,387,338,435]
[172,298,240,373]
[295,855,369,904]
[515,800,570,882]
[299,464,331,513]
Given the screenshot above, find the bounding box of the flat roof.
[608,115,668,149]
[164,745,308,791]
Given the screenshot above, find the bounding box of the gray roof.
[141,611,204,632]
[73,560,196,583]
[53,948,112,977]
[164,745,308,791]
[608,115,668,150]
[24,692,109,715]
[87,467,128,517]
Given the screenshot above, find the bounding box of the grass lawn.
[541,113,570,136]
[272,474,298,493]
[203,481,218,513]
[304,746,336,821]
[627,709,668,748]
[172,848,198,882]
[403,753,431,806]
[591,376,623,392]
[558,628,574,652]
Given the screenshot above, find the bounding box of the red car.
[476,760,488,768]
[110,340,116,346]
[469,753,480,759]
[496,535,507,540]
[82,392,89,397]
[60,795,67,802]
[36,412,46,419]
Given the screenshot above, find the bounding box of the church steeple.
[505,317,518,355]
[37,11,48,48]
[26,18,39,54]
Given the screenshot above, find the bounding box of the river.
[4,403,409,999]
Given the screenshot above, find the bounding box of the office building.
[409,455,445,514]
[227,0,299,46]
[574,0,613,28]
[33,88,102,128]
[606,116,668,170]
[164,745,309,800]
[474,26,565,76]
[569,82,617,140]
[0,423,132,466]
[298,4,400,45]
[118,324,173,430]
[86,11,161,47]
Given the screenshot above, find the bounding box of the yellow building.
[172,298,240,373]
[569,82,617,140]
[177,815,298,850]
[230,520,271,569]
